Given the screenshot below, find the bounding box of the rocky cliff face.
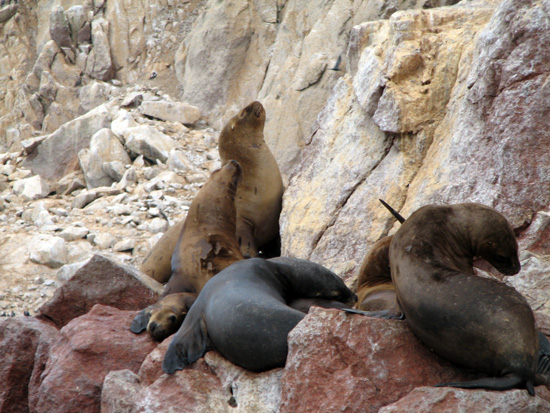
[1,0,550,411]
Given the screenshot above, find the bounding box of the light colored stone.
[125,125,177,163]
[113,239,135,252]
[56,260,90,283]
[58,226,90,241]
[29,236,67,268]
[90,232,118,249]
[22,103,113,181]
[71,191,98,209]
[139,100,201,125]
[78,128,131,189]
[13,175,51,201]
[85,18,114,81]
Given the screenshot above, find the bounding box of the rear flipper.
[162,313,208,374]
[342,307,405,320]
[435,374,535,396]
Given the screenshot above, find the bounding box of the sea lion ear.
[162,313,208,374]
[130,307,152,334]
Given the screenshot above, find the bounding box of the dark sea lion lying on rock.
[162,257,357,373]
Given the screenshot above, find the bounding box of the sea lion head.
[472,207,521,276]
[131,293,197,341]
[226,101,265,135]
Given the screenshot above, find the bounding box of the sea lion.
[131,160,244,340]
[130,293,197,341]
[389,202,540,394]
[140,219,185,283]
[163,159,245,296]
[162,257,357,373]
[353,199,404,316]
[218,101,284,258]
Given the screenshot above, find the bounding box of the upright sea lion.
[130,293,197,341]
[389,203,540,394]
[131,160,244,340]
[218,101,284,258]
[164,159,245,296]
[140,219,185,283]
[162,257,357,373]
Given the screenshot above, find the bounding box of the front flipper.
[435,374,535,396]
[130,307,153,334]
[162,313,208,374]
[342,307,405,320]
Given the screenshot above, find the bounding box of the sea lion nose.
[148,321,159,333]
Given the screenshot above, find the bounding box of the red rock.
[103,342,283,412]
[280,308,480,413]
[0,316,59,413]
[379,386,550,412]
[38,254,163,328]
[30,305,157,413]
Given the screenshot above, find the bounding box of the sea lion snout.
[250,101,264,117]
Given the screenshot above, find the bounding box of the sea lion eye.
[168,315,177,323]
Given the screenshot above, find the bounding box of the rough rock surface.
[0,316,59,413]
[31,304,157,413]
[38,254,163,328]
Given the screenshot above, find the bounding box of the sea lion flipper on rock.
[434,374,535,396]
[130,307,153,334]
[342,307,405,320]
[162,311,208,374]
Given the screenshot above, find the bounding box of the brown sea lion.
[354,236,399,313]
[131,160,244,340]
[140,219,185,283]
[162,257,357,373]
[218,101,284,258]
[389,202,541,395]
[164,159,245,296]
[354,199,405,317]
[130,293,197,341]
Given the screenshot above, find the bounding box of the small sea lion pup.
[131,160,244,340]
[162,257,357,373]
[218,101,284,258]
[389,202,543,395]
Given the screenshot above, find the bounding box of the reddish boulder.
[38,254,163,328]
[30,305,157,413]
[280,308,480,413]
[102,342,283,413]
[0,316,59,413]
[379,386,550,412]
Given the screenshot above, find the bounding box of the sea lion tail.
[379,199,405,223]
[435,374,535,396]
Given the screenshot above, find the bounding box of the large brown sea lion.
[389,202,541,394]
[162,257,357,373]
[131,160,244,340]
[164,159,245,296]
[218,101,284,258]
